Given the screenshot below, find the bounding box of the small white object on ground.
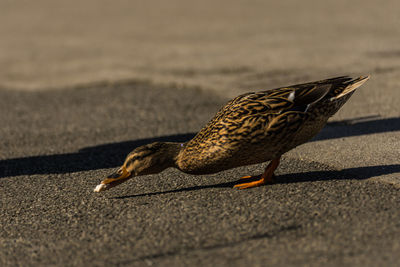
[94,183,107,192]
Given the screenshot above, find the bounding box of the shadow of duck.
[1,116,399,178]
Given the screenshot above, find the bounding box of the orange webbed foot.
[233,174,276,189]
[233,157,281,190]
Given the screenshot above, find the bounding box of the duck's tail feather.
[330,75,370,101]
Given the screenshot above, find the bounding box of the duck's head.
[94,142,181,192]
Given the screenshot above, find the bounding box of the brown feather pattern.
[176,75,369,174]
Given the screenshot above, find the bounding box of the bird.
[94,75,370,192]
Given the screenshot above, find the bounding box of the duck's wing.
[188,81,334,150]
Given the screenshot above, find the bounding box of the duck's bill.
[94,167,132,192]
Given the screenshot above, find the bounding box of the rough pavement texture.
[1,82,399,266]
[1,0,400,266]
[1,0,400,96]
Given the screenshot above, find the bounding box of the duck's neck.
[159,142,185,168]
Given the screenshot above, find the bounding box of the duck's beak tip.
[93,167,132,193]
[93,183,108,192]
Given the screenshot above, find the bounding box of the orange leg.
[234,157,281,189]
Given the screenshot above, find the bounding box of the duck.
[94,75,370,192]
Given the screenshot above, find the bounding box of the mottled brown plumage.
[94,75,369,192]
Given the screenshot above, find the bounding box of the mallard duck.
[94,75,369,192]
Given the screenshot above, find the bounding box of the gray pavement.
[1,81,400,266]
[1,0,400,266]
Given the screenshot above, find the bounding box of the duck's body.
[177,76,368,174]
[94,75,369,192]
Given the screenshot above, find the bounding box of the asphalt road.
[1,0,400,266]
[1,81,399,266]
